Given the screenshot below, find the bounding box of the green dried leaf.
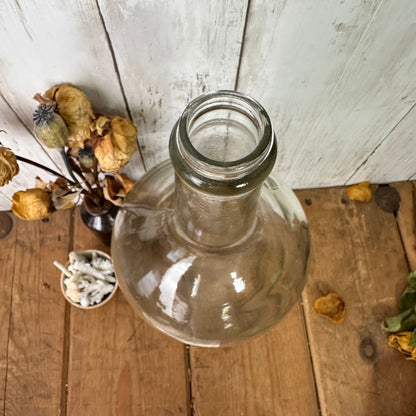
[407,270,416,289]
[399,286,416,311]
[381,307,416,332]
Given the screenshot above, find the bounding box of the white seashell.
[54,250,116,307]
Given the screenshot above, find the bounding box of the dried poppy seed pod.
[12,188,54,220]
[78,145,94,169]
[0,146,19,186]
[44,83,95,150]
[33,104,68,149]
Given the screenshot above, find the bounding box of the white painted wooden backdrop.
[0,0,415,210]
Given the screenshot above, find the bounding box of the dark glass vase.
[80,196,119,246]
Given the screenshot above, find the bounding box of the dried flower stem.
[16,155,77,185]
[33,93,57,111]
[59,149,81,186]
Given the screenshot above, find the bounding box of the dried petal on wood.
[388,331,416,360]
[346,181,372,202]
[314,293,345,323]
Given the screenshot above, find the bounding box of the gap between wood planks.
[299,295,323,416]
[393,181,416,272]
[233,0,251,92]
[94,0,147,171]
[184,345,195,416]
[0,91,66,175]
[59,209,76,416]
[2,215,17,416]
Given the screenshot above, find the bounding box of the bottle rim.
[178,90,273,168]
[169,90,277,194]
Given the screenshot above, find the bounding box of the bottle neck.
[169,90,277,248]
[173,175,261,248]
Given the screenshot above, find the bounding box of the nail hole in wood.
[0,213,13,239]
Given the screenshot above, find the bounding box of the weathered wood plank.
[4,210,72,415]
[238,0,383,186]
[286,0,416,187]
[0,1,130,126]
[394,181,416,270]
[190,303,319,415]
[0,213,17,413]
[0,194,11,205]
[97,0,247,169]
[297,187,416,416]
[238,0,416,188]
[66,209,188,415]
[348,106,416,184]
[0,0,145,203]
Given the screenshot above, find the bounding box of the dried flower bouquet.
[0,83,138,220]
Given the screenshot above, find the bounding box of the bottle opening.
[179,90,272,167]
[170,91,277,194]
[187,106,262,163]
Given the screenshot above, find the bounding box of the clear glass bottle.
[112,91,310,347]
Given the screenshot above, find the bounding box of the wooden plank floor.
[1,182,416,415]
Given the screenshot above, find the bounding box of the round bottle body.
[112,162,309,346]
[112,91,310,346]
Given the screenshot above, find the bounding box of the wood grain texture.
[0,94,59,211]
[348,105,416,184]
[285,0,416,188]
[190,303,319,416]
[1,0,416,191]
[97,0,247,169]
[65,209,188,415]
[297,187,416,416]
[0,0,145,206]
[238,0,383,186]
[393,181,416,270]
[3,210,71,416]
[238,0,416,188]
[0,213,17,413]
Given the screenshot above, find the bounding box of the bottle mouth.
[169,90,277,194]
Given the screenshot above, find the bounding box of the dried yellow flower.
[0,147,19,186]
[314,293,345,323]
[92,116,138,172]
[44,84,95,149]
[347,181,372,202]
[12,188,53,220]
[388,332,416,360]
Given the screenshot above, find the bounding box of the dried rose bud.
[347,181,372,202]
[388,332,416,360]
[43,84,95,150]
[33,104,68,149]
[12,188,53,220]
[314,293,345,323]
[0,147,19,186]
[92,116,138,172]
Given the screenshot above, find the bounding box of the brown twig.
[16,155,77,185]
[33,93,57,111]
